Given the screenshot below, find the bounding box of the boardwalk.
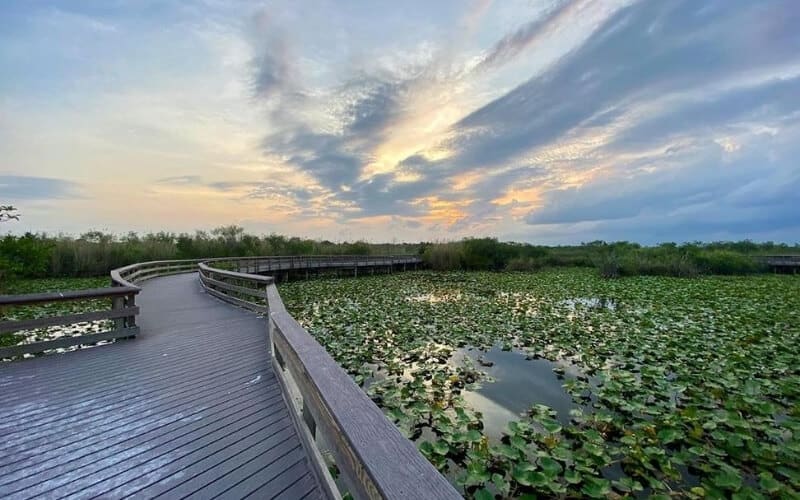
[0,273,323,499]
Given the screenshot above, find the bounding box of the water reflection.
[454,346,578,438]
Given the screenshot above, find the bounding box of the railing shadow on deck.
[198,256,461,500]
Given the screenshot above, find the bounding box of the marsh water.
[454,346,577,438]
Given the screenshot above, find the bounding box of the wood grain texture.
[0,286,138,306]
[199,273,267,298]
[0,306,139,334]
[198,256,455,500]
[0,273,323,500]
[0,327,140,358]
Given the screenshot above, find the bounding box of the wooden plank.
[105,417,296,498]
[154,429,299,499]
[0,287,138,306]
[184,442,305,499]
[200,281,268,314]
[224,454,310,499]
[0,359,272,454]
[0,307,139,334]
[125,264,197,282]
[198,263,274,284]
[199,274,266,299]
[0,273,323,500]
[0,326,138,358]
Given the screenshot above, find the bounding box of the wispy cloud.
[1,0,797,242]
[0,176,82,200]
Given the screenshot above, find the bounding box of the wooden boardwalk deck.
[0,273,323,500]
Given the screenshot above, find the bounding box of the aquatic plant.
[281,269,800,498]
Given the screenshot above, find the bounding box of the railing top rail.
[197,261,274,283]
[0,286,140,307]
[199,254,420,261]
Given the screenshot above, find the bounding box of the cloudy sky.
[1,0,798,243]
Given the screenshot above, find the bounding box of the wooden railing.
[0,259,206,359]
[0,286,140,359]
[111,258,206,287]
[755,255,800,267]
[198,256,459,500]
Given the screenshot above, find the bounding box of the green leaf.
[510,435,527,450]
[540,418,563,434]
[491,473,510,496]
[581,477,612,498]
[657,428,683,444]
[512,466,533,486]
[465,429,483,443]
[614,477,643,492]
[538,456,563,478]
[551,446,572,461]
[689,486,705,497]
[433,440,450,456]
[758,472,781,494]
[713,469,743,491]
[495,444,522,460]
[527,472,550,487]
[473,488,494,500]
[419,441,434,456]
[564,469,582,485]
[463,462,491,486]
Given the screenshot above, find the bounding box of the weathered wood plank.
[199,273,266,299]
[0,326,139,358]
[195,255,446,500]
[0,273,323,500]
[0,306,139,334]
[200,280,268,313]
[199,262,274,283]
[0,287,138,306]
[125,264,197,282]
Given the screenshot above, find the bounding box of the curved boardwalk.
[0,273,323,500]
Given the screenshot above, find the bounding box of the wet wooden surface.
[0,273,322,500]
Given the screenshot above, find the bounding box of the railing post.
[112,295,125,331]
[126,293,137,328]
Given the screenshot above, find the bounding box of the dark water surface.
[454,346,578,438]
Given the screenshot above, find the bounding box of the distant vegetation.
[0,226,416,282]
[0,227,797,284]
[422,239,797,277]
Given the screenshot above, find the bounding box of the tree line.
[0,226,796,283]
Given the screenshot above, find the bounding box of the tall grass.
[422,238,790,277]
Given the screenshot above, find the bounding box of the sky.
[0,0,798,244]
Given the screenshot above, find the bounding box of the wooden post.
[126,293,137,328]
[112,296,125,331]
